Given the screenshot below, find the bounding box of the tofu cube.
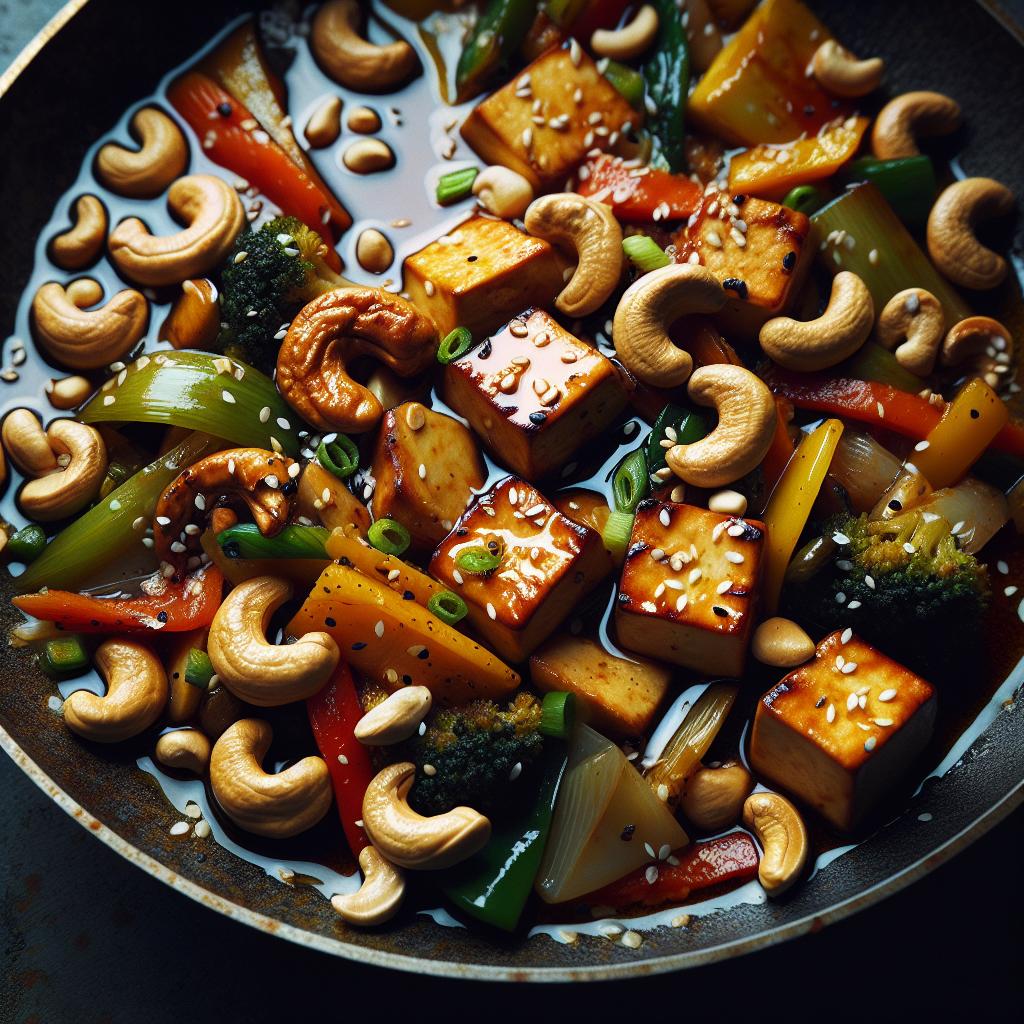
[749,631,937,832]
[403,215,562,339]
[442,307,627,479]
[615,500,765,677]
[430,476,610,662]
[460,43,640,190]
[370,401,487,551]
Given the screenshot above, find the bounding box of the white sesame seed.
[842,662,858,674]
[864,737,877,752]
[169,821,190,837]
[689,568,702,584]
[621,931,642,949]
[374,620,385,638]
[509,761,523,781]
[418,463,427,480]
[659,508,671,527]
[832,532,850,545]
[841,627,853,644]
[997,560,1009,575]
[878,688,897,702]
[826,704,836,723]
[259,406,271,423]
[265,474,279,489]
[846,693,859,712]
[486,602,496,620]
[725,551,744,564]
[645,865,659,885]
[156,516,171,526]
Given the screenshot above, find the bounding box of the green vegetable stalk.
[217,523,329,560]
[602,59,644,108]
[642,0,690,172]
[455,0,537,102]
[841,156,936,227]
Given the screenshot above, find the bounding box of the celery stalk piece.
[841,342,925,393]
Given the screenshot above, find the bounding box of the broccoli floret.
[405,693,544,817]
[217,216,341,372]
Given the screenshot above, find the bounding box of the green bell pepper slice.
[455,0,537,102]
[642,0,690,172]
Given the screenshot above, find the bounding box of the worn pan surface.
[0,0,1022,981]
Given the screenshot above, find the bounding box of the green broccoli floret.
[217,216,341,372]
[405,693,545,817]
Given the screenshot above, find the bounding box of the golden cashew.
[155,729,212,775]
[877,288,946,376]
[207,576,340,707]
[472,165,535,220]
[684,0,723,74]
[64,639,168,743]
[276,288,437,434]
[19,420,107,521]
[210,718,332,838]
[666,365,776,488]
[311,0,419,93]
[362,762,491,870]
[760,271,874,372]
[810,40,884,98]
[65,278,104,307]
[46,376,93,411]
[331,845,406,926]
[680,762,754,832]
[96,107,189,198]
[354,686,432,746]
[926,177,1014,291]
[304,95,343,149]
[159,278,220,349]
[941,316,1014,390]
[108,174,246,287]
[342,138,396,174]
[742,791,808,897]
[31,279,148,371]
[612,264,726,386]
[355,229,394,274]
[2,409,58,476]
[591,5,659,61]
[347,106,382,134]
[870,90,961,159]
[752,616,815,668]
[51,195,108,270]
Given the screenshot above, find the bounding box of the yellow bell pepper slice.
[199,530,327,587]
[296,462,370,536]
[325,528,445,608]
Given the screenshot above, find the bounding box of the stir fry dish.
[6,0,1023,944]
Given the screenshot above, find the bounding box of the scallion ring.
[623,234,671,272]
[437,327,474,365]
[612,449,650,514]
[427,590,469,626]
[602,510,635,562]
[539,691,576,740]
[455,545,501,574]
[436,166,479,205]
[317,435,359,479]
[368,518,411,557]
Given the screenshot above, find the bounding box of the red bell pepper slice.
[568,0,631,41]
[578,155,701,222]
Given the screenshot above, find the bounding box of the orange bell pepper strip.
[577,155,702,222]
[761,397,796,494]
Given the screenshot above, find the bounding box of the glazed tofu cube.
[615,500,765,677]
[403,215,562,339]
[460,43,640,190]
[530,635,671,739]
[749,631,937,832]
[370,401,487,551]
[672,189,813,339]
[442,308,627,479]
[429,476,610,662]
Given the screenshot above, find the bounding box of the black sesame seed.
[326,617,336,627]
[815,695,826,708]
[339,556,351,566]
[403,590,415,600]
[467,255,478,262]
[620,824,636,841]
[416,647,429,660]
[351,641,366,650]
[456,527,469,537]
[402,674,412,684]
[217,102,232,117]
[478,339,492,359]
[733,194,746,205]
[970,408,980,419]
[529,411,547,425]
[782,251,797,272]
[157,610,168,623]
[712,606,728,616]
[722,277,748,300]
[888,499,903,511]
[281,481,297,496]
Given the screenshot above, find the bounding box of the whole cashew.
[64,640,168,743]
[354,686,432,745]
[810,40,884,98]
[362,762,491,870]
[276,288,437,434]
[751,616,815,668]
[591,5,659,61]
[742,791,808,897]
[51,195,108,270]
[612,264,726,387]
[871,90,961,159]
[331,845,406,926]
[666,365,776,488]
[2,409,58,477]
[155,729,212,775]
[19,420,108,521]
[47,376,93,411]
[210,718,332,838]
[472,165,535,220]
[96,107,189,198]
[32,279,148,371]
[207,576,340,707]
[679,762,753,832]
[926,177,1014,291]
[942,317,1014,391]
[311,0,419,93]
[108,174,246,287]
[877,288,945,376]
[304,95,343,149]
[759,271,874,372]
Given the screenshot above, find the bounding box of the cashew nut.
[752,617,815,668]
[108,174,246,287]
[877,288,946,376]
[276,288,437,434]
[3,409,58,477]
[208,576,340,707]
[31,279,148,371]
[742,791,808,897]
[472,165,535,220]
[666,365,776,488]
[305,95,343,149]
[18,420,107,521]
[680,762,754,832]
[51,195,108,270]
[355,229,394,274]
[926,177,1014,291]
[155,729,212,775]
[96,107,189,198]
[331,845,406,926]
[354,686,432,745]
[311,0,419,93]
[811,40,884,98]
[347,106,382,134]
[210,718,332,838]
[870,90,961,159]
[361,762,491,870]
[612,264,726,387]
[342,138,396,174]
[760,271,874,372]
[46,376,93,411]
[159,278,221,349]
[941,316,1014,390]
[64,639,168,743]
[591,5,659,61]
[524,193,623,318]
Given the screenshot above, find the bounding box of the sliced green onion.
[602,510,635,562]
[436,166,479,205]
[426,590,468,625]
[612,449,650,514]
[622,234,671,272]
[40,636,89,677]
[317,436,359,479]
[368,518,411,556]
[184,648,215,690]
[437,327,474,365]
[646,406,708,474]
[539,691,576,740]
[8,524,47,563]
[455,545,501,574]
[602,59,644,107]
[217,523,329,560]
[782,184,827,216]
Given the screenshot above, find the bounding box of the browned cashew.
[51,195,108,270]
[877,288,946,376]
[108,174,246,287]
[304,95,343,149]
[524,193,624,317]
[159,278,220,349]
[155,729,212,775]
[153,448,296,567]
[941,315,1014,389]
[331,846,406,926]
[612,264,726,387]
[276,288,437,434]
[871,90,961,159]
[680,762,753,832]
[18,420,108,521]
[96,107,189,198]
[666,365,776,488]
[311,0,419,93]
[752,617,815,668]
[32,279,148,371]
[926,177,1014,291]
[811,40,884,98]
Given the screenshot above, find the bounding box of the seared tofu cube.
[749,631,937,832]
[442,307,627,479]
[430,476,610,662]
[370,401,487,551]
[460,43,640,190]
[403,215,562,339]
[615,500,765,677]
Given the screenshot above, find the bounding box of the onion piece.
[915,477,1009,554]
[829,430,903,513]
